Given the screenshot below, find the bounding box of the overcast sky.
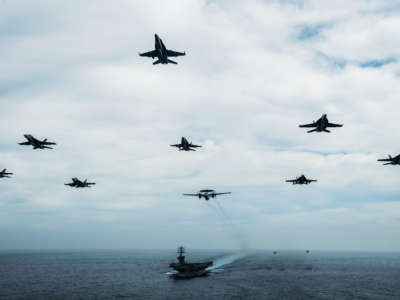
[1,0,400,251]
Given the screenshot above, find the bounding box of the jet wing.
[19,141,31,145]
[183,194,199,196]
[166,50,185,57]
[327,123,343,127]
[286,180,296,182]
[299,123,317,128]
[139,50,158,58]
[213,192,231,196]
[377,158,391,162]
[189,144,202,148]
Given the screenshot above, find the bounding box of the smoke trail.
[205,201,227,221]
[214,199,231,219]
[215,199,249,250]
[204,198,250,270]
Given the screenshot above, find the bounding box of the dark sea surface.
[1,250,400,299]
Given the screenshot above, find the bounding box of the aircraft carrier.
[169,246,213,279]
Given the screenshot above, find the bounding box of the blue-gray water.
[1,250,399,299]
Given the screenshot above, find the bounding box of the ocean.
[1,250,399,299]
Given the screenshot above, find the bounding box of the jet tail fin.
[153,59,161,65]
[167,59,177,64]
[1,169,5,173]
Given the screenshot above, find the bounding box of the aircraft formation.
[3,135,96,187]
[136,35,396,199]
[1,34,398,259]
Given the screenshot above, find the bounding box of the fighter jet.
[19,134,56,149]
[286,175,317,185]
[183,189,231,201]
[170,137,202,151]
[378,154,400,165]
[0,169,13,178]
[65,178,96,188]
[299,114,343,133]
[139,34,186,65]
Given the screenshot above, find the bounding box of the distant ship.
[169,246,213,279]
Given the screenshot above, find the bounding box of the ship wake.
[207,252,247,271]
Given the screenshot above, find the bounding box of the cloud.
[1,0,400,250]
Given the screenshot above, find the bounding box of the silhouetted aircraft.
[19,134,56,149]
[286,175,317,185]
[0,169,13,178]
[171,137,202,151]
[65,178,96,188]
[139,34,185,65]
[378,154,400,165]
[183,189,231,201]
[299,114,343,133]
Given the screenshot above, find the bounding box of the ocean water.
[1,250,399,299]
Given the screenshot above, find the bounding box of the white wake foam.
[207,252,247,271]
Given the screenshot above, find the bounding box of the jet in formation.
[286,175,317,185]
[19,134,56,149]
[171,137,202,151]
[299,114,343,133]
[139,34,186,65]
[0,169,13,178]
[377,154,400,165]
[65,178,96,188]
[183,189,231,201]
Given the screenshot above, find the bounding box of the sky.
[1,0,400,251]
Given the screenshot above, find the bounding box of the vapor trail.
[204,199,250,270]
[209,199,249,251]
